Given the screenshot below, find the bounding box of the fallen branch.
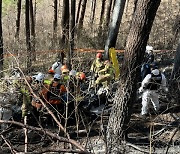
[1,134,17,154]
[0,120,90,154]
[165,127,179,154]
[33,148,88,153]
[126,142,151,154]
[152,118,180,137]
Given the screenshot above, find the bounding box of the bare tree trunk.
[30,0,36,61]
[90,0,96,25]
[0,0,3,78]
[78,0,87,29]
[76,0,82,24]
[25,0,32,73]
[53,0,58,48]
[68,0,76,70]
[15,0,22,40]
[99,0,106,28]
[171,43,180,79]
[105,0,113,27]
[170,43,180,104]
[104,0,126,59]
[106,0,161,153]
[61,0,69,64]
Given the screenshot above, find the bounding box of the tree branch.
[0,120,90,153]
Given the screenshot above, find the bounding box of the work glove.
[138,87,144,93]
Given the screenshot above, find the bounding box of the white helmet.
[33,73,45,82]
[54,74,61,80]
[146,45,153,54]
[69,69,77,77]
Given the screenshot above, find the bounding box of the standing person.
[140,45,155,80]
[144,45,155,64]
[139,63,167,118]
[90,53,104,76]
[90,53,105,88]
[20,76,33,119]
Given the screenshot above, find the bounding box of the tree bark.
[99,0,106,28]
[15,0,22,40]
[61,0,69,64]
[106,0,161,153]
[30,0,36,61]
[105,0,113,27]
[76,0,82,24]
[68,0,76,69]
[53,0,58,47]
[78,0,87,29]
[0,0,3,78]
[171,43,180,79]
[25,0,32,73]
[104,0,126,59]
[90,0,96,25]
[170,43,180,104]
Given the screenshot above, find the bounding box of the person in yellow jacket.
[61,65,70,84]
[90,53,104,76]
[90,53,104,88]
[95,60,115,87]
[20,76,33,118]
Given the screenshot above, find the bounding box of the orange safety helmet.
[48,68,55,74]
[61,65,68,71]
[79,72,86,80]
[96,53,102,59]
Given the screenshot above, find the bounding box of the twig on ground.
[0,120,90,153]
[1,134,17,154]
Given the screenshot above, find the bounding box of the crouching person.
[95,60,115,88]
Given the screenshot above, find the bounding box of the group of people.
[30,63,87,112]
[139,45,168,119]
[0,45,169,130]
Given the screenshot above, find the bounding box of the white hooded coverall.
[51,62,62,75]
[139,69,167,115]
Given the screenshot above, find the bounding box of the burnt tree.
[0,0,3,78]
[106,0,161,153]
[105,0,113,27]
[25,0,32,72]
[104,0,126,59]
[99,0,106,28]
[76,0,82,24]
[61,0,69,64]
[15,0,22,40]
[90,0,96,25]
[78,0,87,29]
[30,0,36,61]
[53,0,58,47]
[68,0,76,69]
[170,43,180,104]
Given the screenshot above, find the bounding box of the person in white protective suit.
[139,63,167,117]
[48,61,62,75]
[32,72,45,83]
[144,45,154,64]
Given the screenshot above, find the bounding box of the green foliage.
[2,0,16,15]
